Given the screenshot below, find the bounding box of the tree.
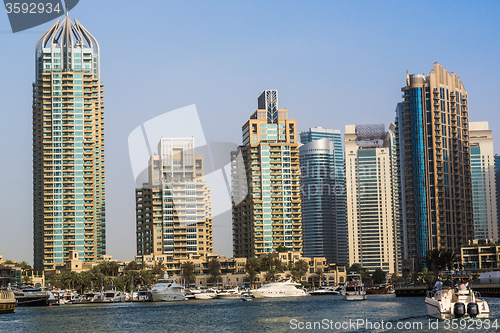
[372,268,387,285]
[264,269,278,282]
[276,245,288,253]
[123,270,140,291]
[22,275,33,285]
[419,268,434,286]
[348,263,370,284]
[152,261,167,277]
[425,249,443,273]
[19,261,32,273]
[390,273,401,283]
[293,259,308,283]
[314,269,325,288]
[124,261,141,271]
[244,257,261,289]
[180,261,196,287]
[260,252,280,271]
[207,258,221,287]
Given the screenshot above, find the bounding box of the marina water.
[2,295,500,332]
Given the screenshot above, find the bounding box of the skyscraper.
[299,127,347,266]
[135,138,213,258]
[396,63,473,270]
[469,121,498,241]
[33,15,105,270]
[345,124,400,274]
[232,90,302,258]
[495,155,500,240]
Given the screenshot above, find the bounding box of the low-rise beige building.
[461,240,500,270]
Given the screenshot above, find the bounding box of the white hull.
[344,294,367,301]
[217,294,241,299]
[150,291,185,302]
[424,289,489,319]
[251,290,309,298]
[194,293,217,300]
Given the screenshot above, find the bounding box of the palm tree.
[314,269,325,288]
[124,261,141,271]
[245,257,261,289]
[264,269,278,282]
[419,268,434,286]
[293,259,308,282]
[207,258,221,287]
[108,261,120,277]
[180,261,196,287]
[22,275,33,285]
[440,251,458,271]
[372,268,387,285]
[425,249,443,273]
[153,261,167,276]
[123,270,140,291]
[261,252,279,271]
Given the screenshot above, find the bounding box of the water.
[1,295,500,332]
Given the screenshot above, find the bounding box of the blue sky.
[1,0,499,264]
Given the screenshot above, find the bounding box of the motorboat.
[135,289,151,302]
[0,290,16,313]
[13,287,50,306]
[342,273,367,300]
[217,287,241,299]
[251,279,309,298]
[150,275,186,302]
[366,285,391,294]
[425,287,489,319]
[82,291,104,303]
[309,286,340,296]
[102,290,126,303]
[194,289,218,300]
[240,290,253,301]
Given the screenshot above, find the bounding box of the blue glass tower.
[299,127,347,266]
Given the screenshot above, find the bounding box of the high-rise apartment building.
[345,124,400,274]
[469,122,498,241]
[232,90,302,258]
[396,63,473,270]
[299,127,347,266]
[135,138,213,258]
[33,15,105,270]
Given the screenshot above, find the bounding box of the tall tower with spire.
[33,15,105,270]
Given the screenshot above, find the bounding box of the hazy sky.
[1,0,499,264]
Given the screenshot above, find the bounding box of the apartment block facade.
[232,90,302,258]
[135,138,213,259]
[33,16,105,270]
[345,124,400,274]
[396,63,473,270]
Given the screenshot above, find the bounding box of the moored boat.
[194,289,218,300]
[13,287,50,306]
[310,286,340,296]
[252,279,309,298]
[217,287,241,299]
[0,290,16,313]
[150,275,186,302]
[102,290,126,303]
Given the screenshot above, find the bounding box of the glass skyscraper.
[396,63,473,271]
[299,127,347,266]
[469,122,498,240]
[33,15,105,270]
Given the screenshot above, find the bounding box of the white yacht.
[425,287,489,319]
[150,275,186,302]
[102,290,126,303]
[252,279,309,298]
[82,291,103,303]
[217,287,241,299]
[194,289,218,300]
[310,286,340,296]
[342,273,367,301]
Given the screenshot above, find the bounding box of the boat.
[0,290,16,313]
[366,285,391,294]
[150,274,186,302]
[13,287,50,306]
[425,287,489,319]
[251,279,309,298]
[217,287,241,299]
[240,290,253,301]
[342,273,367,300]
[194,289,218,300]
[135,289,151,302]
[102,290,126,303]
[82,291,104,303]
[309,286,340,296]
